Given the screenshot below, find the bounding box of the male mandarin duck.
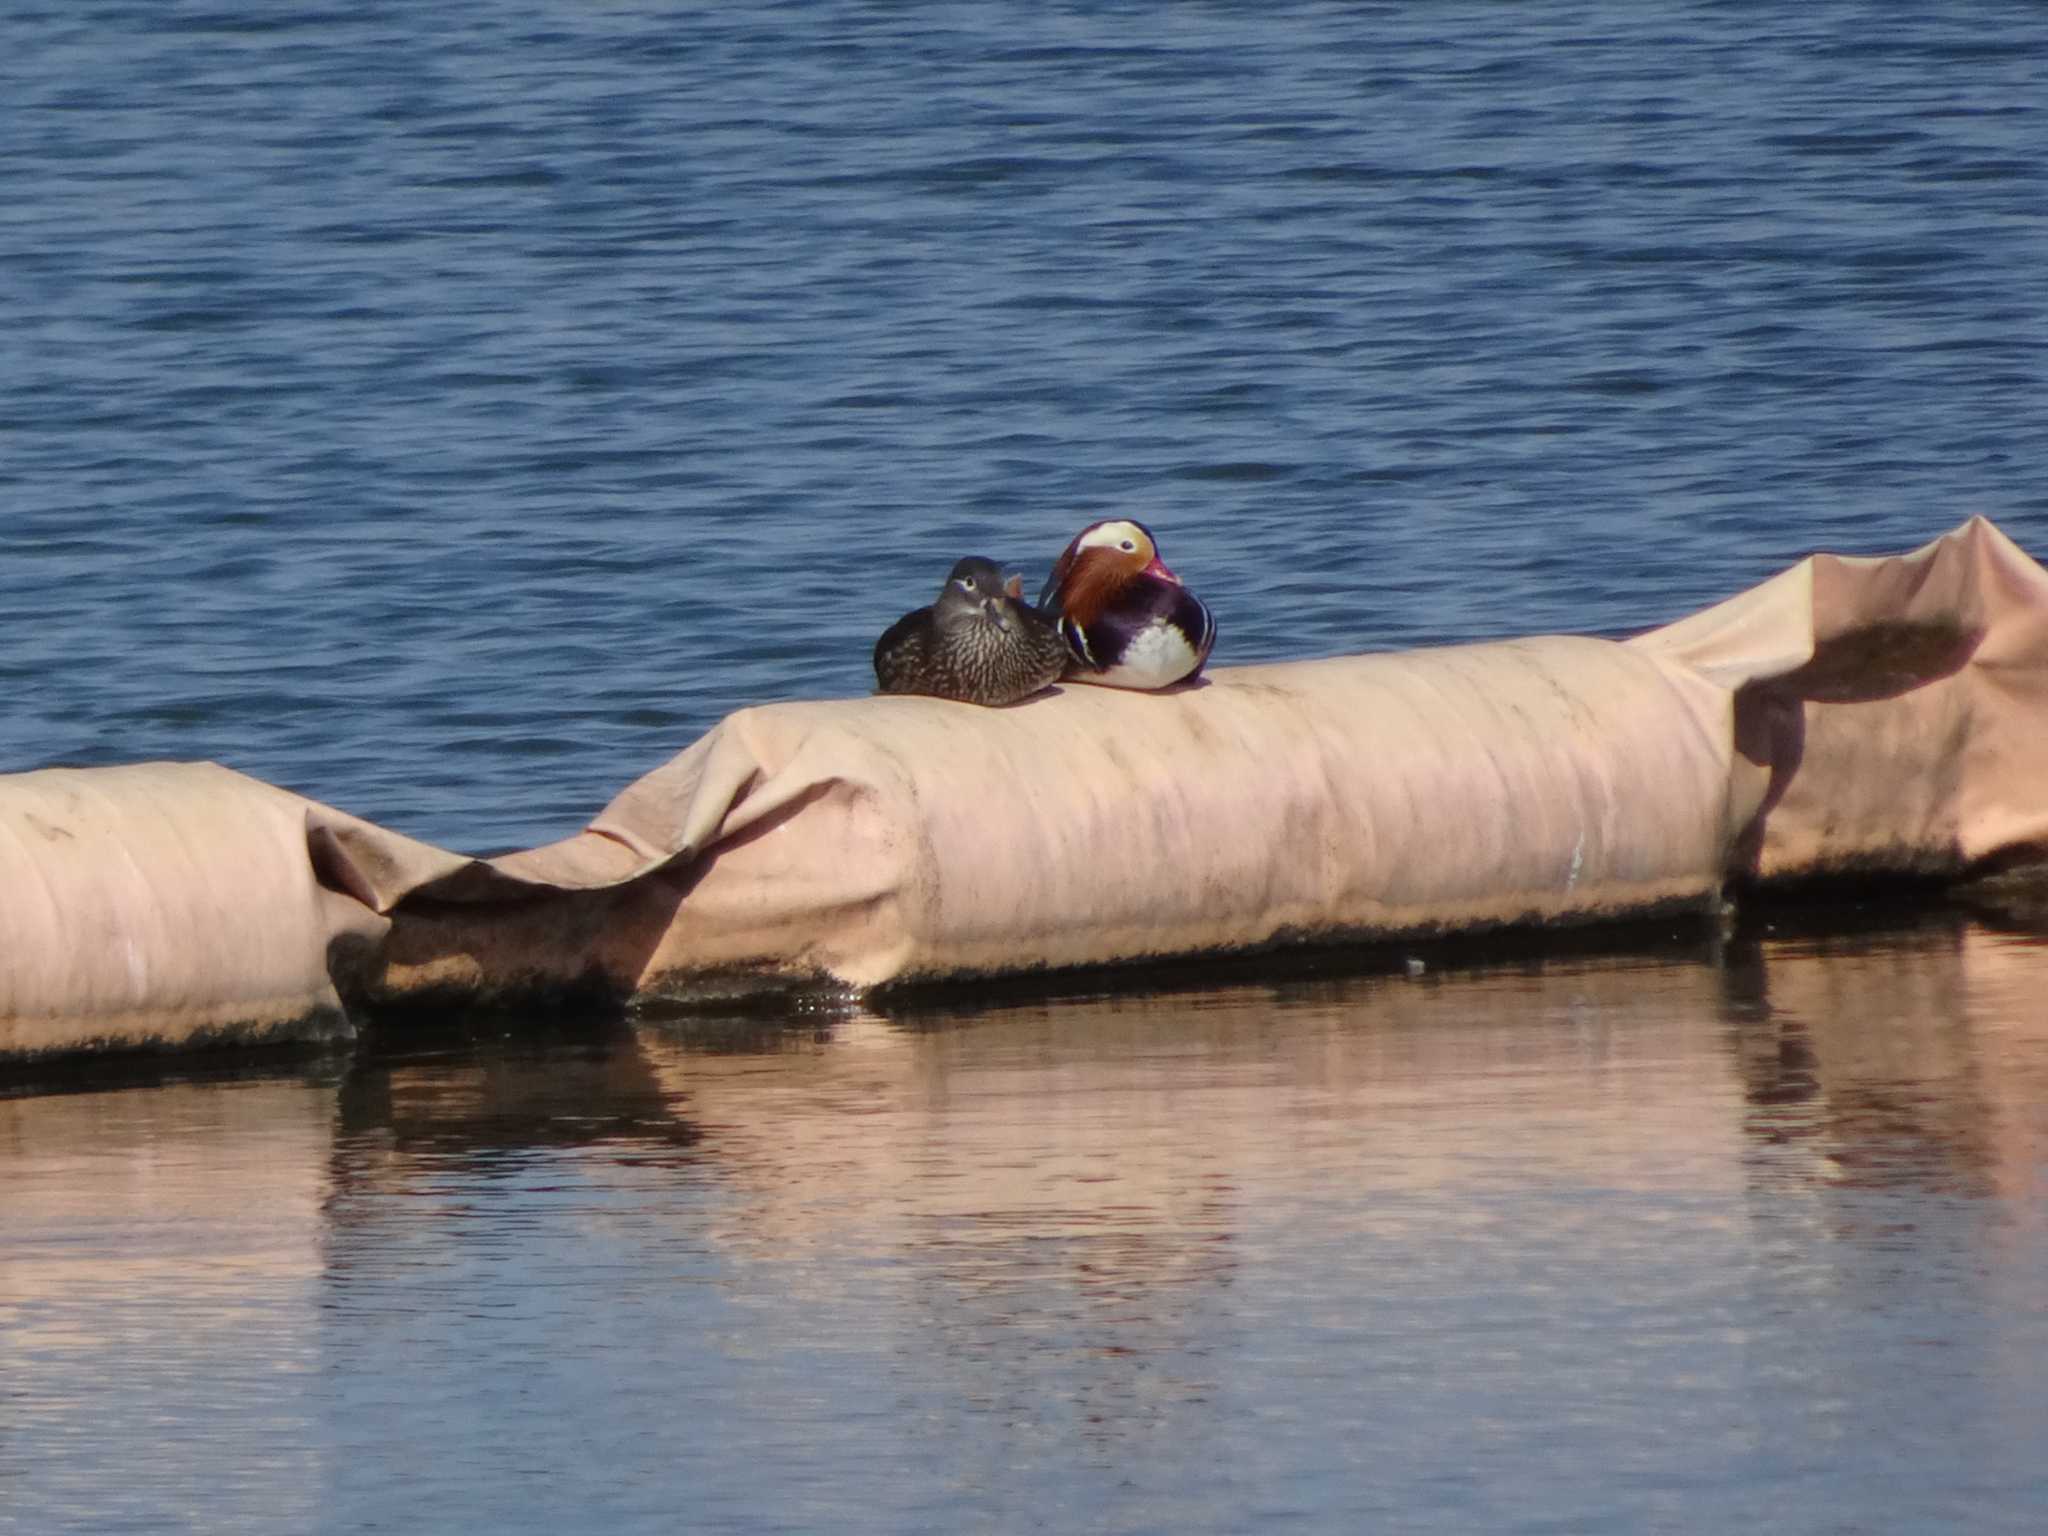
[1038,518,1216,689]
[873,556,1071,706]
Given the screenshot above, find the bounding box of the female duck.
[874,556,1071,706]
[1039,519,1216,689]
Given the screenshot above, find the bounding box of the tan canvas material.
[5,518,2042,1061]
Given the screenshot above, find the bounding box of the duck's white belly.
[1081,619,1204,690]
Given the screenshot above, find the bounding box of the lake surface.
[6,916,2048,1533]
[4,2,2047,1531]
[3,0,2043,853]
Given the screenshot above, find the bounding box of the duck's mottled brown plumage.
[874,556,1071,706]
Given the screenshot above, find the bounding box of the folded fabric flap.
[1627,559,1820,689]
[303,730,776,909]
[1650,516,2048,881]
[1777,516,2005,703]
[412,710,824,899]
[1635,516,2040,704]
[305,809,482,911]
[587,712,775,860]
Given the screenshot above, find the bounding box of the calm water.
[5,4,2048,1531]
[5,918,2048,1533]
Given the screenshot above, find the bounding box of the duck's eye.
[1119,539,1136,552]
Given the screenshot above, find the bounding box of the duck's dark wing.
[1062,578,1213,673]
[872,607,935,694]
[1009,598,1078,683]
[1172,585,1217,665]
[1055,611,1099,668]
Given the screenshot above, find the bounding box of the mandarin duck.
[1038,518,1216,689]
[873,556,1071,706]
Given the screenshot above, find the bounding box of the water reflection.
[332,1021,702,1161]
[0,1074,338,1535]
[6,918,2048,1532]
[1725,912,2048,1205]
[1715,915,2048,1530]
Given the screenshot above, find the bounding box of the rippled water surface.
[5,3,2048,1531]
[4,1,2044,850]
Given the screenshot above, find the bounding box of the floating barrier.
[5,517,2044,1066]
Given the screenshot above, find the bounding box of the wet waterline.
[5,914,2046,1533]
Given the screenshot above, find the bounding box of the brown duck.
[873,556,1070,706]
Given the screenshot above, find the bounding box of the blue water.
[4,4,2048,1531]
[4,1,2043,851]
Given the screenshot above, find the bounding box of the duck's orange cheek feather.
[1055,553,1131,629]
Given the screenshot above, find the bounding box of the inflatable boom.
[5,517,2044,1064]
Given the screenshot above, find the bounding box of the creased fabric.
[1631,516,2048,879]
